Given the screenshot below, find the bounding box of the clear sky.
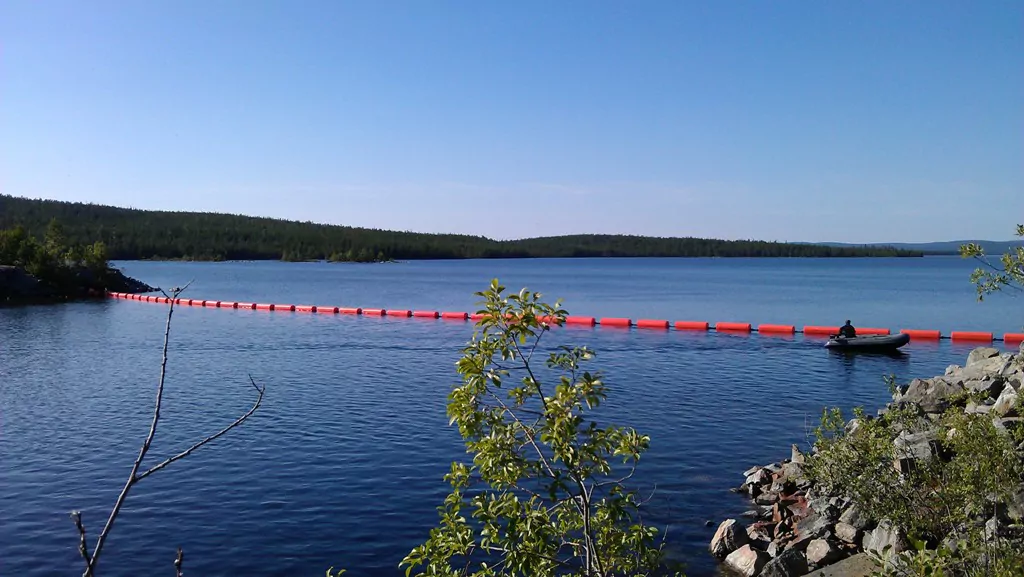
[2,1,1021,243]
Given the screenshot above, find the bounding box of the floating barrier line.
[104,292,1015,345]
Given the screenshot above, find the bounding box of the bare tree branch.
[158,279,195,301]
[79,287,181,576]
[137,376,264,482]
[70,511,90,564]
[174,547,183,577]
[73,285,265,577]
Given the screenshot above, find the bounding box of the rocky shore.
[710,344,1024,577]
[0,264,152,305]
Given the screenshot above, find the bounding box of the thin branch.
[638,483,659,508]
[158,279,195,300]
[476,544,575,570]
[174,547,183,577]
[489,392,560,480]
[70,511,90,564]
[82,287,181,576]
[137,376,264,481]
[525,320,547,365]
[74,284,265,577]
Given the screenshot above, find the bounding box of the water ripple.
[1,260,1002,576]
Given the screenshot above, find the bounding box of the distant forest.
[0,195,923,261]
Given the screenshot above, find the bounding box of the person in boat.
[838,320,857,338]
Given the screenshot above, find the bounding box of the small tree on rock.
[401,280,672,577]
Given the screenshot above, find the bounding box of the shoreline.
[0,264,153,307]
[709,344,1024,576]
[110,254,934,264]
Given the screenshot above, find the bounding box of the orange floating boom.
[757,324,795,334]
[565,316,596,326]
[900,329,941,340]
[803,326,840,336]
[537,315,563,325]
[950,331,993,342]
[637,319,669,330]
[599,318,632,327]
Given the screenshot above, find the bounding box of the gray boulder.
[965,377,1005,399]
[781,461,806,484]
[893,429,941,473]
[791,444,806,464]
[845,418,865,436]
[807,496,840,522]
[760,548,809,577]
[993,386,1020,417]
[967,347,1001,367]
[993,417,1023,438]
[724,544,770,577]
[806,538,843,567]
[1008,377,1023,393]
[710,519,749,558]
[801,553,876,577]
[795,511,835,539]
[945,364,962,376]
[835,521,861,544]
[962,355,1012,380]
[839,504,872,531]
[965,401,994,415]
[898,378,965,414]
[745,468,771,487]
[862,520,909,557]
[747,523,773,550]
[786,533,817,553]
[1006,489,1024,521]
[985,515,1011,540]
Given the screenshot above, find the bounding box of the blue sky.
[2,1,1021,243]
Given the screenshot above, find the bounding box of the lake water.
[1,257,1020,576]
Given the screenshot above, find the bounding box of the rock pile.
[710,345,1024,576]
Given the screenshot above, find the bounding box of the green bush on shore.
[1,219,115,300]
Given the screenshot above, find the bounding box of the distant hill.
[813,240,1023,256]
[0,195,923,261]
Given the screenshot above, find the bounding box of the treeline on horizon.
[0,195,923,261]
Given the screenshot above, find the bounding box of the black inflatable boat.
[824,333,910,350]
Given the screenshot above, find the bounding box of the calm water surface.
[1,258,1019,576]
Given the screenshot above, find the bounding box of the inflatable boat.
[824,333,910,350]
